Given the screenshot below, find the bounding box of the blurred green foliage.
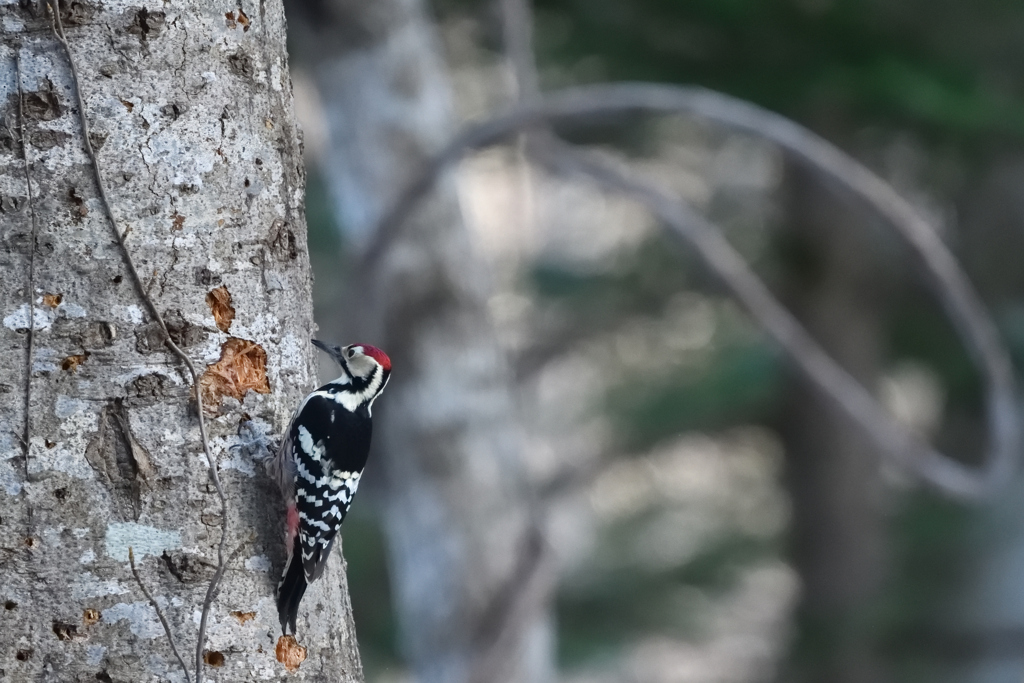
[559,530,778,667]
[529,0,1024,143]
[607,341,782,451]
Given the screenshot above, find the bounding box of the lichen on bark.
[0,2,362,680]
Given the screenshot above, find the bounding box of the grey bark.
[0,2,360,681]
[779,161,889,683]
[287,1,553,682]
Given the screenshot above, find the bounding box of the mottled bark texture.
[0,2,361,681]
[287,1,553,681]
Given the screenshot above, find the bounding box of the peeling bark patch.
[206,286,235,332]
[42,293,62,308]
[61,353,89,373]
[275,635,306,672]
[83,608,101,626]
[119,98,134,113]
[199,338,271,413]
[230,610,256,624]
[171,212,185,231]
[53,620,83,641]
[85,400,154,520]
[203,650,225,667]
[225,9,250,31]
[104,523,180,562]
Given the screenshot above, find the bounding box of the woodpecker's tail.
[277,536,307,635]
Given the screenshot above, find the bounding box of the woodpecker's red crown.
[354,344,391,372]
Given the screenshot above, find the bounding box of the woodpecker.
[272,339,391,635]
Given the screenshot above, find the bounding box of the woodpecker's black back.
[274,342,390,635]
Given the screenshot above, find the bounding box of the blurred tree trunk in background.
[778,161,890,683]
[286,1,553,682]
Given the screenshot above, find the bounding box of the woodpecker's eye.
[346,348,355,359]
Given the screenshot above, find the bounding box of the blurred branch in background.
[364,83,1021,501]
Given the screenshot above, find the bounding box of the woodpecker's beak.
[312,338,352,377]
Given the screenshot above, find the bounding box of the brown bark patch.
[199,338,271,413]
[82,608,101,626]
[61,353,89,372]
[171,212,185,231]
[206,286,235,332]
[68,187,88,220]
[225,10,250,31]
[203,651,225,667]
[230,610,256,624]
[276,635,306,672]
[42,293,62,308]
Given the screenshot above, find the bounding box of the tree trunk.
[287,1,553,682]
[0,2,360,681]
[778,161,889,683]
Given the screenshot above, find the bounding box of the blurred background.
[282,1,1024,682]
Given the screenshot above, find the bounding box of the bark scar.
[84,399,155,521]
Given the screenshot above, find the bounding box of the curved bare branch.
[364,82,1021,500]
